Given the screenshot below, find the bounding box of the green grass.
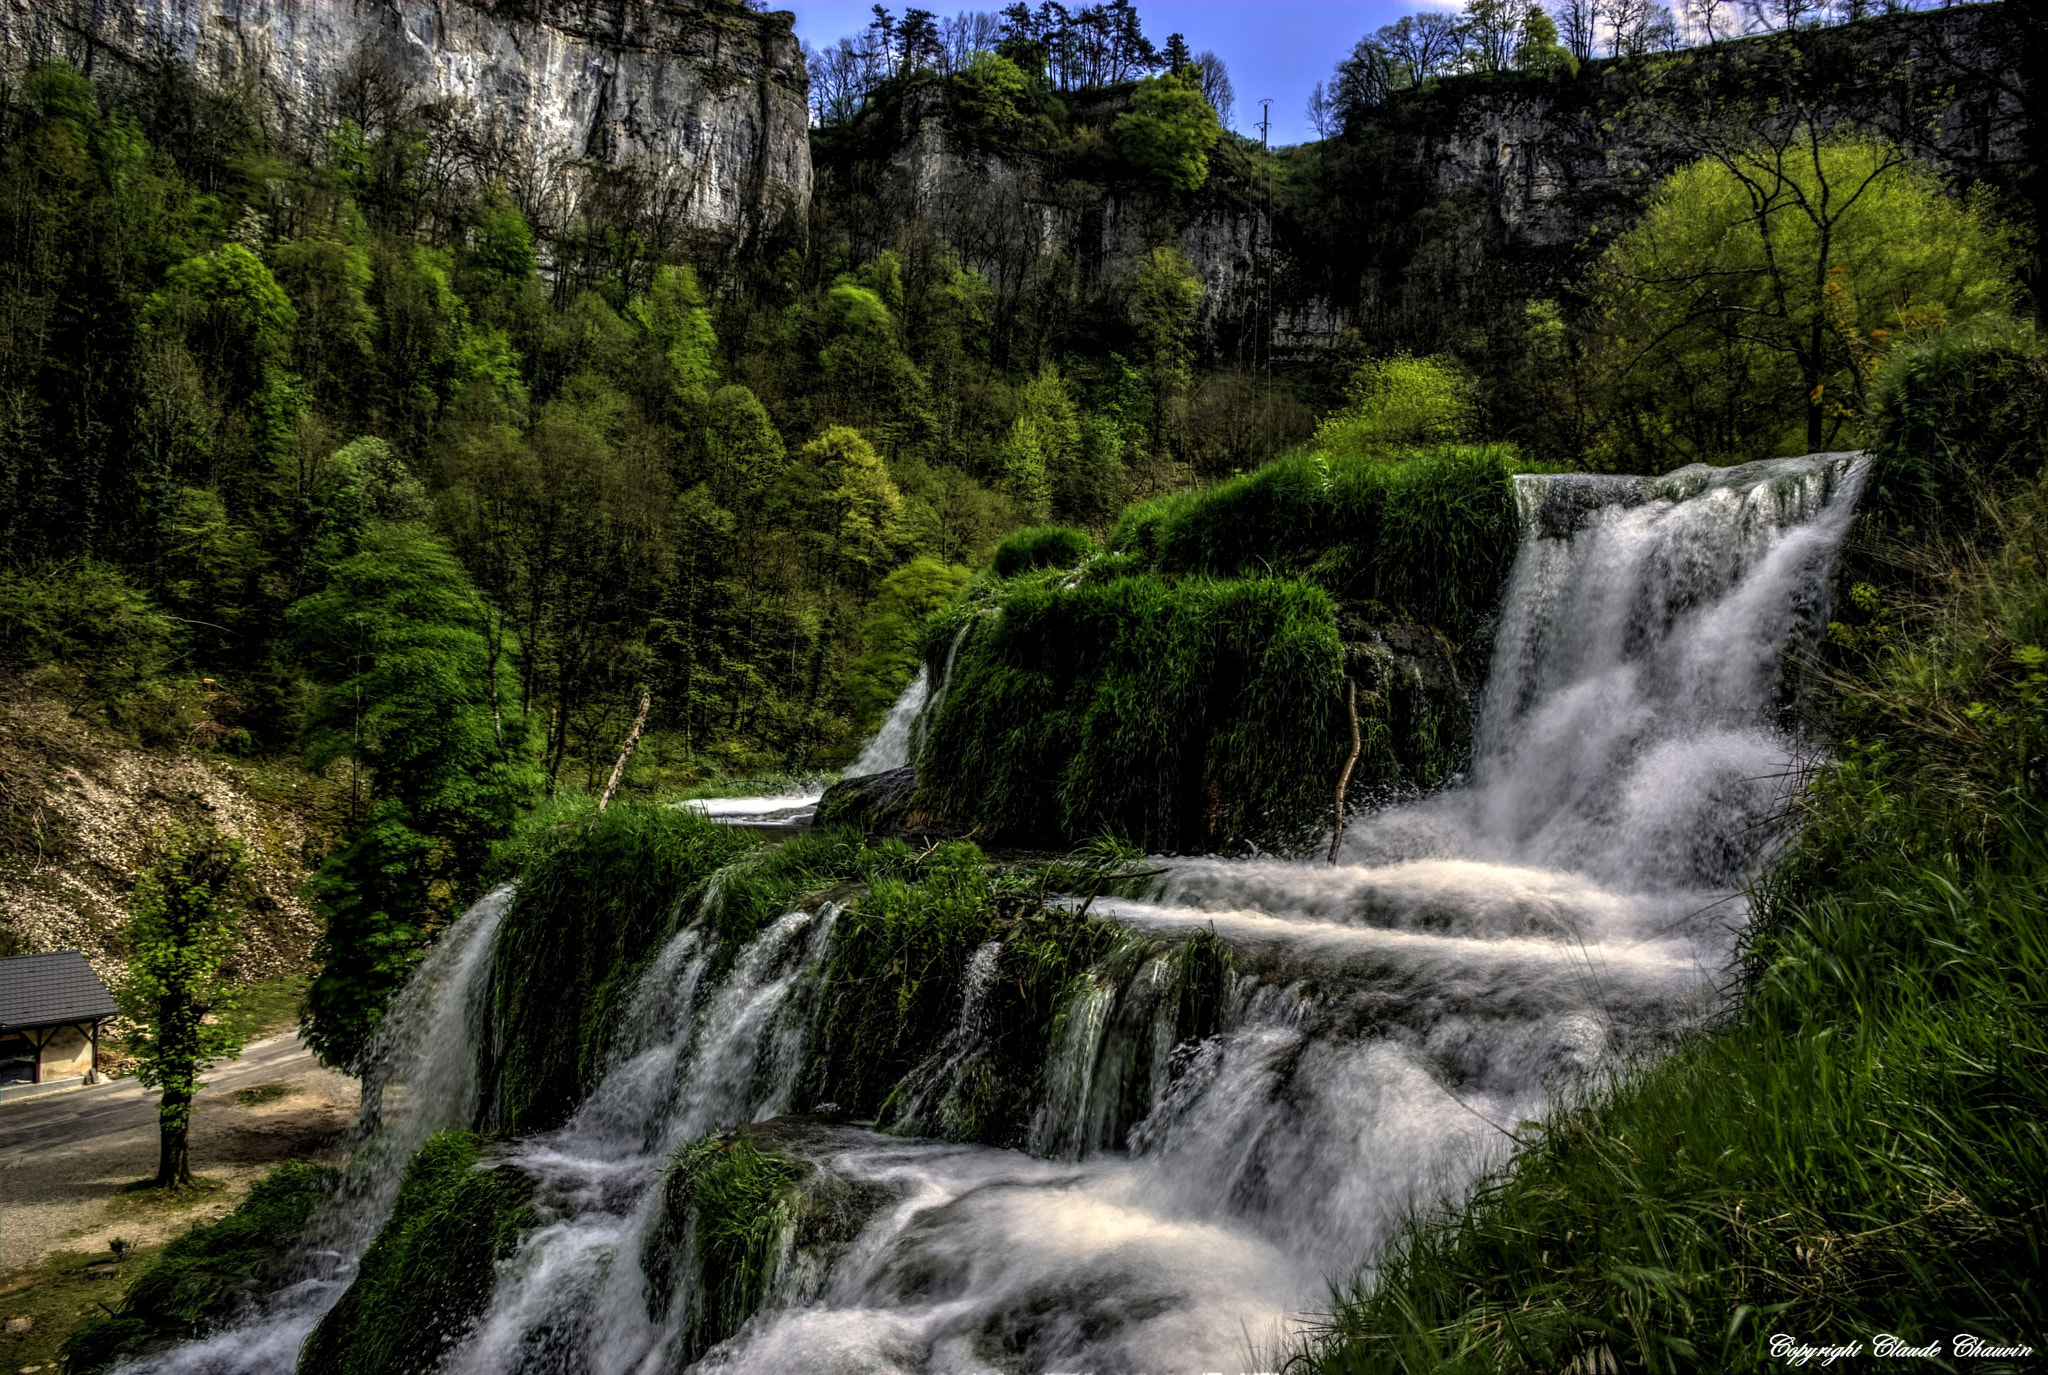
[230,1082,295,1106]
[297,1133,532,1375]
[62,1163,337,1374]
[1107,443,1521,636]
[488,800,759,1134]
[653,1135,807,1364]
[988,524,1095,578]
[0,1243,166,1375]
[224,974,308,1043]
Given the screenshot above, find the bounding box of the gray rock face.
[1,0,811,247]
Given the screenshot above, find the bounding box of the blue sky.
[780,1,1440,147]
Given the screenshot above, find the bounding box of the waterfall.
[847,667,929,777]
[140,452,1868,1374]
[122,889,512,1375]
[686,671,930,823]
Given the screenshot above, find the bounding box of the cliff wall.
[0,0,812,249]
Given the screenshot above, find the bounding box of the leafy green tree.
[999,364,1082,508]
[629,264,719,396]
[704,384,785,506]
[294,523,539,1073]
[1312,353,1477,457]
[1114,68,1222,193]
[1513,6,1578,76]
[1593,134,2019,465]
[847,556,971,738]
[1132,248,1204,454]
[117,825,249,1187]
[953,51,1031,147]
[466,190,537,289]
[804,426,905,576]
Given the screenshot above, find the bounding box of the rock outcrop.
[0,0,811,249]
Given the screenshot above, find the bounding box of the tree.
[1132,247,1203,453]
[628,263,719,397]
[1464,0,1534,72]
[999,363,1082,506]
[846,556,971,737]
[1190,51,1234,129]
[1377,13,1470,84]
[1593,134,2019,466]
[1113,68,1222,192]
[294,522,539,1073]
[118,825,249,1188]
[804,426,905,575]
[1311,353,1478,457]
[1514,6,1581,74]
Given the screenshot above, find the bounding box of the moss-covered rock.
[643,1120,896,1363]
[297,1132,534,1375]
[60,1163,338,1375]
[485,801,757,1134]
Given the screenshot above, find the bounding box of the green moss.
[800,842,1002,1117]
[988,524,1096,578]
[62,1162,337,1375]
[916,573,1347,850]
[297,1132,534,1375]
[1109,444,1521,636]
[488,801,757,1133]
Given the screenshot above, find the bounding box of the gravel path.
[0,1034,355,1269]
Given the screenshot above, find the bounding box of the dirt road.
[0,1034,355,1269]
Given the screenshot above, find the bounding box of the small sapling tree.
[117,825,249,1189]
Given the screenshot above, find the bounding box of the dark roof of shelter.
[0,951,118,1031]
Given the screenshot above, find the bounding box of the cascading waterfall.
[143,452,1867,1374]
[685,669,931,823]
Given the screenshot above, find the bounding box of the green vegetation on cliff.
[298,1133,533,1375]
[912,445,1519,849]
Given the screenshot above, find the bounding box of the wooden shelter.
[0,950,117,1101]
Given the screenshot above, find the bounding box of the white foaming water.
[148,454,1866,1374]
[122,889,512,1375]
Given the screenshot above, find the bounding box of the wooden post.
[1328,677,1362,866]
[598,690,652,813]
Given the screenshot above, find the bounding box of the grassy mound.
[297,1132,534,1375]
[60,1163,337,1375]
[908,447,1520,851]
[1109,444,1521,637]
[989,524,1095,578]
[1307,322,2048,1373]
[917,572,1347,850]
[487,801,756,1134]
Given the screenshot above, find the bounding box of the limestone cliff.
[0,0,811,249]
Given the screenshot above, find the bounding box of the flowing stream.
[686,669,931,824]
[140,453,1865,1374]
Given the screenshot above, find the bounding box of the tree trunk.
[156,1088,192,1188]
[598,690,652,813]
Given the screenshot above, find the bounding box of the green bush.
[1106,445,1520,636]
[488,802,755,1133]
[1311,353,1477,457]
[0,560,179,713]
[298,1133,533,1375]
[653,1135,806,1363]
[917,572,1346,850]
[988,524,1096,579]
[1867,315,2048,532]
[62,1163,337,1374]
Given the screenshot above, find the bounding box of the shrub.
[1867,315,2048,532]
[1311,353,1477,457]
[988,524,1095,578]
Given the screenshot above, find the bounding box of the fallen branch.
[597,689,652,813]
[1328,676,1362,865]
